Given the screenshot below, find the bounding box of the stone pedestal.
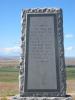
[12,95,72,100]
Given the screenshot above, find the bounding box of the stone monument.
[12,8,72,100]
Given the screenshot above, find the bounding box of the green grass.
[0,66,19,82]
[0,66,18,72]
[0,66,75,82]
[66,67,75,80]
[0,65,75,96]
[0,66,19,96]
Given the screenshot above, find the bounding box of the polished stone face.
[27,15,57,90]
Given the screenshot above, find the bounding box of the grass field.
[0,62,75,99]
[0,66,19,82]
[0,66,75,82]
[0,61,19,96]
[66,67,75,100]
[66,67,75,80]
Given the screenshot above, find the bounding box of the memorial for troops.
[12,8,72,100]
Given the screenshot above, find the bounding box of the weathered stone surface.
[12,7,73,100]
[12,95,72,100]
[27,15,57,90]
[20,8,66,97]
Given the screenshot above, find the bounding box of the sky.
[0,0,75,57]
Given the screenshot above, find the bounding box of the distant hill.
[0,56,75,67]
[65,57,75,67]
[0,56,19,61]
[0,56,19,68]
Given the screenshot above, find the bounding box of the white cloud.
[65,46,75,52]
[65,34,74,38]
[65,46,73,51]
[0,46,20,54]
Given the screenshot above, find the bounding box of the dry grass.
[0,82,19,96]
[67,80,75,100]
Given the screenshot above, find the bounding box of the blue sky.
[0,0,75,57]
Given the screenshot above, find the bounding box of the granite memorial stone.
[20,8,66,97]
[12,8,72,100]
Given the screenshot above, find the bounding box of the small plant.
[1,97,8,100]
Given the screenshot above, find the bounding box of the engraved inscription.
[27,15,57,89]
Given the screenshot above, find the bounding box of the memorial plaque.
[20,8,66,97]
[27,15,57,90]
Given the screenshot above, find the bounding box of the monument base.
[12,95,72,100]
